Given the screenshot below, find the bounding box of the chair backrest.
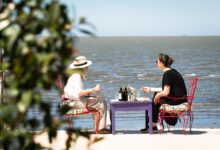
[187,76,199,110]
[57,76,68,102]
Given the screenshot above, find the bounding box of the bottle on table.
[118,87,122,101]
[122,87,128,101]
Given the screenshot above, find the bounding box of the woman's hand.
[153,93,161,104]
[142,87,151,93]
[93,84,100,93]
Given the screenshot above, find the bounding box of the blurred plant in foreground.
[0,0,101,149]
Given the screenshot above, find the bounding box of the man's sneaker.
[140,126,158,133]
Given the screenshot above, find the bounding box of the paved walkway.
[34,128,220,150]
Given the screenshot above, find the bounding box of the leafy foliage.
[0,0,100,149]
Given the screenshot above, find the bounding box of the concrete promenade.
[34,128,220,150]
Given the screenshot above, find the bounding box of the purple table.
[110,101,152,134]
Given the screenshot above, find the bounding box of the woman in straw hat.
[64,56,111,134]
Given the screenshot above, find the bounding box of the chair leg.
[189,112,194,133]
[167,124,171,132]
[183,119,188,134]
[94,111,100,134]
[69,120,73,128]
[182,114,191,134]
[65,115,73,128]
[158,115,164,134]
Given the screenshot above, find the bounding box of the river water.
[30,36,220,130]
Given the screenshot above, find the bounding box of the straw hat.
[69,56,92,69]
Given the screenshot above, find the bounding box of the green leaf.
[4,26,20,51]
[48,1,61,26]
[17,90,32,113]
[0,104,17,124]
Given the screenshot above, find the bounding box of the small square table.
[110,100,152,134]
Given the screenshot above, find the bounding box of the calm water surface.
[29,36,220,130]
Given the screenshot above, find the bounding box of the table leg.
[148,104,153,134]
[145,110,149,128]
[111,107,116,134]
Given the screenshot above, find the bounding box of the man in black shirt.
[141,53,187,132]
[162,68,187,105]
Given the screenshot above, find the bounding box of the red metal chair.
[158,76,199,134]
[57,77,100,134]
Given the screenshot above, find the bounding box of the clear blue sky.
[61,0,220,36]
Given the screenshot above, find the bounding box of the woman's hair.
[70,68,85,74]
[158,53,174,67]
[67,68,86,79]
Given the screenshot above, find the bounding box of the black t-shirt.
[162,69,187,102]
